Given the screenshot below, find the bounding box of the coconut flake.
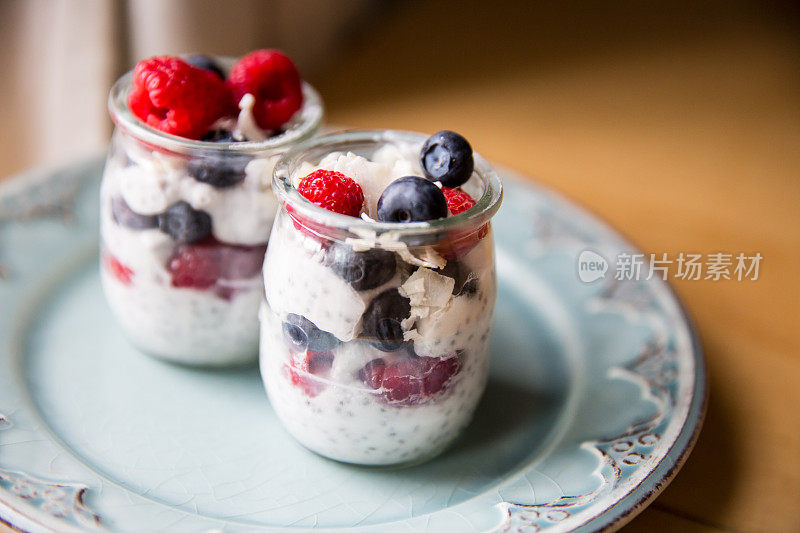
[344,229,446,269]
[398,267,455,332]
[234,94,268,142]
[400,267,454,309]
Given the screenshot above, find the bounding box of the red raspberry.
[168,239,267,293]
[127,56,233,139]
[437,187,485,260]
[442,187,475,215]
[227,49,304,130]
[287,350,334,397]
[297,170,364,217]
[359,355,461,405]
[103,252,134,285]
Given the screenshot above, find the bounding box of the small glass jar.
[260,130,502,465]
[100,57,324,366]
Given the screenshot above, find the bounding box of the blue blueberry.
[187,155,249,188]
[282,314,340,352]
[202,129,236,143]
[439,259,479,296]
[111,197,158,229]
[459,278,479,296]
[420,130,474,188]
[185,54,225,79]
[157,201,212,243]
[324,244,396,291]
[376,176,448,223]
[361,289,411,351]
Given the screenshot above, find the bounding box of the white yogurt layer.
[103,265,261,365]
[263,218,365,341]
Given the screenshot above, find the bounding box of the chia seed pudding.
[260,130,502,465]
[100,51,323,366]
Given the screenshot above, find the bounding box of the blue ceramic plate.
[0,157,705,532]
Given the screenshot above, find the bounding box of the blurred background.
[1,1,798,531]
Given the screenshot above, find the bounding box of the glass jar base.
[290,433,459,469]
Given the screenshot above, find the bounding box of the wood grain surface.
[2,1,798,531]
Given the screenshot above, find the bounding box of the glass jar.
[260,130,503,465]
[100,57,324,366]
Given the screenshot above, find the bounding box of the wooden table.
[312,2,800,531]
[2,2,798,531]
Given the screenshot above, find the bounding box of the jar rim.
[107,55,324,155]
[272,129,503,238]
